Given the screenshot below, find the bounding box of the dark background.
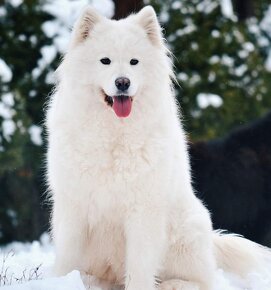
[0,0,270,246]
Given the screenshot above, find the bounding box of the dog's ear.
[71,6,102,47]
[135,6,163,47]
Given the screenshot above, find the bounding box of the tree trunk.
[113,0,144,20]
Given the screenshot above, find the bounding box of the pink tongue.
[112,97,132,118]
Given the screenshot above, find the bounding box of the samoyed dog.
[46,6,271,290]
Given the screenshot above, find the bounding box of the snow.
[1,234,271,290]
[211,30,220,38]
[0,93,16,141]
[0,7,6,17]
[238,50,249,59]
[171,1,182,10]
[42,0,115,54]
[159,9,169,23]
[9,0,23,8]
[0,234,53,287]
[243,42,254,52]
[209,55,236,67]
[2,271,85,290]
[0,59,12,82]
[91,0,114,18]
[266,52,271,72]
[28,125,43,146]
[209,55,220,64]
[196,0,218,14]
[0,101,14,119]
[208,72,216,82]
[261,5,271,37]
[221,55,234,67]
[176,24,196,37]
[189,74,201,85]
[220,0,234,19]
[2,93,15,107]
[32,45,57,79]
[234,64,248,77]
[197,93,223,109]
[2,120,16,141]
[177,72,188,82]
[260,5,271,71]
[31,0,115,83]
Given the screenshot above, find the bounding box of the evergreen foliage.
[150,0,271,139]
[0,0,56,243]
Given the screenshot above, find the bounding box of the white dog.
[46,6,271,290]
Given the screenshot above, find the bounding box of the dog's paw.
[158,279,199,290]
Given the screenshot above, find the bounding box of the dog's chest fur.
[84,215,126,284]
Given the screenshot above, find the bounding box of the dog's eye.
[100,58,111,65]
[130,59,139,65]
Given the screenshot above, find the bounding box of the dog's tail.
[213,230,271,276]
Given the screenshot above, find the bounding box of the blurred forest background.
[0,0,271,246]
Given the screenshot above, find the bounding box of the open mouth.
[104,92,133,118]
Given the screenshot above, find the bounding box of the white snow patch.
[0,7,6,17]
[0,93,16,141]
[45,70,55,84]
[235,64,248,77]
[32,45,57,79]
[189,74,201,85]
[91,0,114,18]
[2,120,16,141]
[18,34,27,42]
[261,5,271,36]
[197,93,223,109]
[32,0,114,83]
[29,90,37,98]
[176,24,197,37]
[191,42,199,50]
[177,72,189,81]
[9,0,23,7]
[221,54,234,67]
[220,0,234,19]
[28,125,43,146]
[0,233,54,287]
[243,42,254,52]
[0,102,15,119]
[238,50,249,59]
[160,9,169,23]
[266,52,271,72]
[0,59,12,82]
[171,1,182,10]
[1,234,271,289]
[2,93,15,107]
[261,5,271,71]
[43,0,115,53]
[212,30,220,38]
[209,55,220,64]
[1,271,85,290]
[208,72,216,82]
[197,0,218,14]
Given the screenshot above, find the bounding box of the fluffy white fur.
[46,6,271,290]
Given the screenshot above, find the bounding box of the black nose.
[115,77,130,92]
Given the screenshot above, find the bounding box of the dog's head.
[60,6,172,119]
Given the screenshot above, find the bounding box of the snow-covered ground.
[0,233,271,290]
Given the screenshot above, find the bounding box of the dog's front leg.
[125,207,166,290]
